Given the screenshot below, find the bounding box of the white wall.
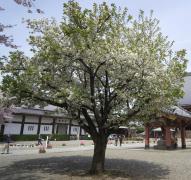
[4,123,21,135]
[41,117,53,123]
[70,126,80,135]
[12,115,23,122]
[56,119,69,124]
[40,125,52,134]
[81,128,85,135]
[25,116,39,123]
[179,75,191,105]
[23,124,38,134]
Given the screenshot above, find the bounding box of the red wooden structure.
[145,106,191,149]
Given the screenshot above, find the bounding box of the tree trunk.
[90,135,107,174]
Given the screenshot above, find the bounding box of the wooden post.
[20,115,25,135]
[52,118,56,134]
[145,126,150,149]
[165,127,171,149]
[181,125,186,149]
[1,124,5,134]
[69,119,72,136]
[37,116,42,135]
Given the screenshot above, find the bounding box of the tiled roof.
[166,106,191,118]
[13,107,66,117]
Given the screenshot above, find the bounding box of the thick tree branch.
[81,108,98,138]
[77,58,91,72]
[90,70,102,127]
[94,61,106,77]
[103,70,109,120]
[95,75,105,87]
[21,90,68,109]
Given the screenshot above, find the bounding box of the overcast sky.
[1,0,191,70]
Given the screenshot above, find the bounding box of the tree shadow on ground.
[0,156,169,180]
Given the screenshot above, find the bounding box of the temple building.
[0,106,85,136]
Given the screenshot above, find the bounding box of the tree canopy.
[0,0,187,174]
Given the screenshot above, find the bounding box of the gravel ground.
[1,146,191,180]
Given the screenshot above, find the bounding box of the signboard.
[23,124,38,134]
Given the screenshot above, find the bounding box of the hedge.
[127,137,144,141]
[80,135,92,140]
[51,134,70,141]
[0,134,92,142]
[0,134,70,142]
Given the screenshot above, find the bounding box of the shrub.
[1,135,39,141]
[80,135,92,140]
[136,127,145,134]
[51,134,70,141]
[128,137,143,141]
[0,134,70,142]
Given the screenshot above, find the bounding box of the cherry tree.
[1,1,187,174]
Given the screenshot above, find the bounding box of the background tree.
[0,96,15,125]
[0,0,42,125]
[0,1,187,174]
